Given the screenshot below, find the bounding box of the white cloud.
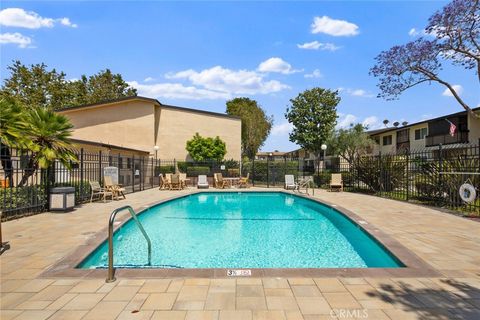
[442,85,463,97]
[257,57,301,74]
[0,8,77,29]
[362,116,382,129]
[271,122,294,136]
[128,81,230,100]
[144,77,155,82]
[336,114,382,130]
[408,28,419,36]
[311,16,359,36]
[166,65,290,95]
[59,17,77,28]
[297,41,341,51]
[304,69,323,78]
[338,87,374,98]
[336,114,357,129]
[0,32,32,48]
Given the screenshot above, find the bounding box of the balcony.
[425,131,469,147]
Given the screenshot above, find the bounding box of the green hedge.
[186,166,210,176]
[243,160,299,184]
[154,165,176,176]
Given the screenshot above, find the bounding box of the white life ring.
[459,183,476,203]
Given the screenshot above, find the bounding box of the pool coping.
[41,189,440,279]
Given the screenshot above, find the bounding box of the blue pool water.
[79,192,403,269]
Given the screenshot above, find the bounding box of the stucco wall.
[61,99,242,160]
[468,113,480,144]
[63,100,156,153]
[409,123,428,150]
[156,107,241,160]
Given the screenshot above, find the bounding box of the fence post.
[151,157,154,188]
[132,155,135,193]
[267,157,270,188]
[80,148,84,201]
[378,151,382,194]
[98,150,102,185]
[438,144,443,198]
[405,149,409,201]
[252,158,255,187]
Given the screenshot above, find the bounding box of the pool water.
[79,192,403,269]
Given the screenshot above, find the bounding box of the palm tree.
[0,98,26,183]
[18,108,77,186]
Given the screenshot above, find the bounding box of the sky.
[1,0,479,152]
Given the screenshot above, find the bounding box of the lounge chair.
[170,174,182,190]
[330,173,343,192]
[238,173,250,188]
[284,175,296,190]
[104,176,126,200]
[214,173,227,189]
[197,175,209,189]
[89,181,113,203]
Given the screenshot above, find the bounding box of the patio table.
[223,177,240,188]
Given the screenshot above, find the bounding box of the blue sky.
[1,1,478,152]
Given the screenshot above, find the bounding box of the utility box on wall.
[49,187,75,212]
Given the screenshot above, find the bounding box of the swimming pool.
[79,192,403,269]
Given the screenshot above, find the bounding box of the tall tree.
[0,61,71,110]
[0,61,137,110]
[69,69,137,106]
[329,124,375,165]
[370,0,479,116]
[285,88,339,170]
[226,97,273,159]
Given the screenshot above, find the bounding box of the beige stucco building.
[58,96,242,160]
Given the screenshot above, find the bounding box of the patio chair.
[214,173,227,189]
[297,176,314,195]
[104,176,126,200]
[238,173,250,188]
[330,173,343,192]
[170,174,182,190]
[197,175,209,189]
[179,173,187,189]
[89,181,113,203]
[284,175,296,190]
[159,174,169,190]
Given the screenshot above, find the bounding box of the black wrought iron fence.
[2,143,480,219]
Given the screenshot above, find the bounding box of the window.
[382,135,392,146]
[397,129,409,143]
[415,128,428,140]
[373,137,380,144]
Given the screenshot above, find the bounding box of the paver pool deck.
[1,188,480,320]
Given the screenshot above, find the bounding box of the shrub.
[352,155,406,192]
[155,165,175,175]
[186,166,210,176]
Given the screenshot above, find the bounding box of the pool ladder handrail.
[106,205,152,283]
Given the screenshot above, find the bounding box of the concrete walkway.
[1,188,480,320]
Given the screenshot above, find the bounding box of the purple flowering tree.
[370,0,479,116]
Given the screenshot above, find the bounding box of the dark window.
[397,129,409,143]
[382,135,392,146]
[415,128,428,140]
[373,137,380,144]
[118,157,123,169]
[127,158,132,169]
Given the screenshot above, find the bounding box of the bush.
[186,166,210,176]
[155,165,175,175]
[0,185,46,216]
[352,155,406,192]
[314,171,331,188]
[242,160,299,184]
[54,180,91,203]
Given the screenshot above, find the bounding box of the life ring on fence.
[459,183,476,203]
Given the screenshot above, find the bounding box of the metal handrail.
[106,205,152,282]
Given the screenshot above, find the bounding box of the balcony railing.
[425,131,468,147]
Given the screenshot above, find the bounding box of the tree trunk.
[0,143,13,184]
[18,156,37,187]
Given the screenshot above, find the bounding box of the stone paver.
[1,187,480,319]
